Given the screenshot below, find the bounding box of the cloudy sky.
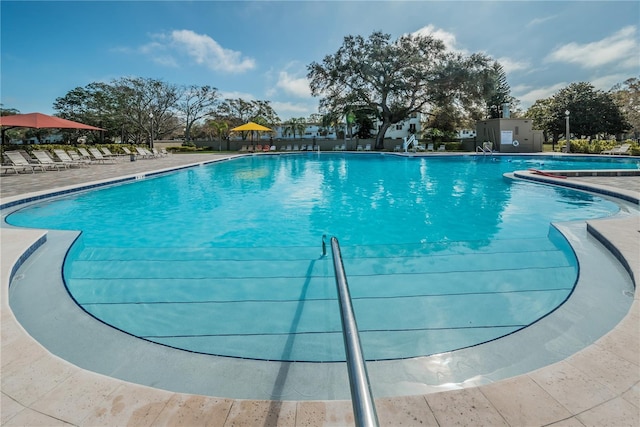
[1,1,638,120]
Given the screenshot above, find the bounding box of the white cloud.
[276,71,312,98]
[513,82,567,109]
[219,90,255,100]
[497,57,530,74]
[411,25,462,53]
[526,15,558,28]
[545,26,638,69]
[133,30,256,73]
[271,101,315,120]
[589,73,632,92]
[170,30,255,73]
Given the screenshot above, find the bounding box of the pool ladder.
[322,235,379,427]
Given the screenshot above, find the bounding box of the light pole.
[564,110,570,153]
[149,112,154,149]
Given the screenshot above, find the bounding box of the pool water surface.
[6,154,631,361]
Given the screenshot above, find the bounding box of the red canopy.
[0,113,104,130]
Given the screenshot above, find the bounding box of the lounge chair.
[340,144,346,151]
[364,144,372,151]
[285,145,292,151]
[160,148,170,156]
[427,143,434,151]
[135,147,153,159]
[263,145,272,152]
[67,150,94,165]
[1,164,19,174]
[31,150,69,170]
[77,147,93,160]
[269,145,276,151]
[239,145,248,152]
[292,144,299,151]
[3,151,46,173]
[601,143,631,155]
[438,145,446,151]
[356,144,363,151]
[122,147,134,156]
[100,146,125,161]
[393,145,401,152]
[88,147,117,163]
[53,149,88,168]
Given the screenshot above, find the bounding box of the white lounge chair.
[53,149,88,168]
[67,150,94,165]
[100,146,125,160]
[438,145,446,152]
[601,143,631,155]
[364,144,372,151]
[31,150,68,170]
[3,151,46,173]
[88,147,117,163]
[356,144,363,151]
[427,143,434,151]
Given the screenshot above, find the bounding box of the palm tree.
[282,117,306,139]
[206,120,230,150]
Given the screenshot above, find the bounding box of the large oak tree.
[307,31,497,149]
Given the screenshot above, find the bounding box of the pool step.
[73,236,565,261]
[67,246,573,280]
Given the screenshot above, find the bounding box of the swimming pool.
[5,154,636,362]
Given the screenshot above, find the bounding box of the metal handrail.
[329,237,379,427]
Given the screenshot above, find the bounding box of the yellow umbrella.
[231,122,273,148]
[230,121,272,132]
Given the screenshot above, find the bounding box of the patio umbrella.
[0,113,104,130]
[230,121,272,132]
[230,121,272,148]
[0,112,104,145]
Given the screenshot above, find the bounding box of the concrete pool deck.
[1,152,639,426]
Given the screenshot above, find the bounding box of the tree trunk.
[375,122,392,149]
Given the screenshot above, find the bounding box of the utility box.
[475,118,541,153]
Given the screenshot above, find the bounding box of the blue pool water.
[6,154,633,361]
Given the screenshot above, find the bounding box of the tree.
[551,82,629,140]
[308,31,496,149]
[214,99,280,141]
[610,77,640,140]
[483,62,517,119]
[282,117,306,138]
[112,77,181,146]
[526,98,557,146]
[205,120,230,150]
[525,82,630,148]
[175,85,220,141]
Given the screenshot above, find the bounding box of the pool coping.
[1,155,639,425]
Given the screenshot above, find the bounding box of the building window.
[409,123,416,133]
[396,124,403,130]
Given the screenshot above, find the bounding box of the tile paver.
[1,151,639,426]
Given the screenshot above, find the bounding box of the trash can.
[130,153,136,162]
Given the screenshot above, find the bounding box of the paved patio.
[1,152,638,426]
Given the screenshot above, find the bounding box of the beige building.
[476,118,544,152]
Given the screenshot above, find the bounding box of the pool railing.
[329,236,379,427]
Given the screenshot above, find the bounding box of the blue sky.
[1,1,638,121]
